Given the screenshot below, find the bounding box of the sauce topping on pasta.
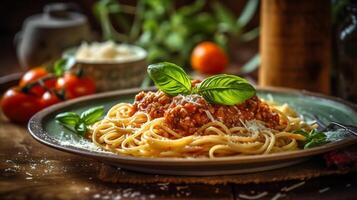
[132,89,280,136]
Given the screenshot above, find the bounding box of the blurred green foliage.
[332,0,350,24]
[93,0,259,68]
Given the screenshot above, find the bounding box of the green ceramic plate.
[28,87,357,176]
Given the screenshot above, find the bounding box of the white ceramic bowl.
[64,44,147,92]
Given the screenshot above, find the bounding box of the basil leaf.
[80,106,104,125]
[147,62,191,96]
[294,129,328,149]
[55,112,80,126]
[75,123,87,136]
[53,57,76,77]
[293,130,309,138]
[304,137,327,149]
[197,74,256,105]
[310,130,326,140]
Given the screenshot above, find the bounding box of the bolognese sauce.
[132,89,280,135]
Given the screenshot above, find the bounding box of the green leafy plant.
[93,0,260,69]
[147,62,256,105]
[55,106,104,135]
[294,129,328,149]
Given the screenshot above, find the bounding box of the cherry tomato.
[40,91,61,108]
[56,73,96,99]
[19,67,56,96]
[1,87,42,123]
[191,41,228,74]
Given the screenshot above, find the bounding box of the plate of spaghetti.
[28,62,357,175]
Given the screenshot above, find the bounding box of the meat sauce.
[132,90,280,136]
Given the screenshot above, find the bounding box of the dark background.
[0,0,97,75]
[0,0,258,76]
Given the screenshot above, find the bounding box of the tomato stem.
[55,89,66,101]
[20,75,57,94]
[76,66,84,78]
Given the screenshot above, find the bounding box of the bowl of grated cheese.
[65,41,147,92]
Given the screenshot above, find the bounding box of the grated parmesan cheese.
[204,110,216,122]
[245,120,267,132]
[271,192,286,200]
[318,187,330,193]
[281,181,305,192]
[57,131,112,154]
[238,191,268,199]
[75,41,145,63]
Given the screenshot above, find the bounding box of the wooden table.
[1,76,357,200]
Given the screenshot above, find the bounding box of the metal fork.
[313,114,357,137]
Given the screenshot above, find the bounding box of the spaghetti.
[88,91,317,158]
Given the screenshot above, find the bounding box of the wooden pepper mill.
[259,0,331,94]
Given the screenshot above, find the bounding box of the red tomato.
[19,67,56,96]
[40,91,61,108]
[1,87,42,123]
[56,73,96,99]
[191,41,228,74]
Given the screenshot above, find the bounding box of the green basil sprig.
[294,129,328,149]
[147,62,256,105]
[55,106,104,136]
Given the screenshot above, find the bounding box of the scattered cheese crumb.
[238,191,268,199]
[271,192,286,200]
[318,187,330,193]
[281,181,305,192]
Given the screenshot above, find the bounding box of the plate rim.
[28,86,357,166]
